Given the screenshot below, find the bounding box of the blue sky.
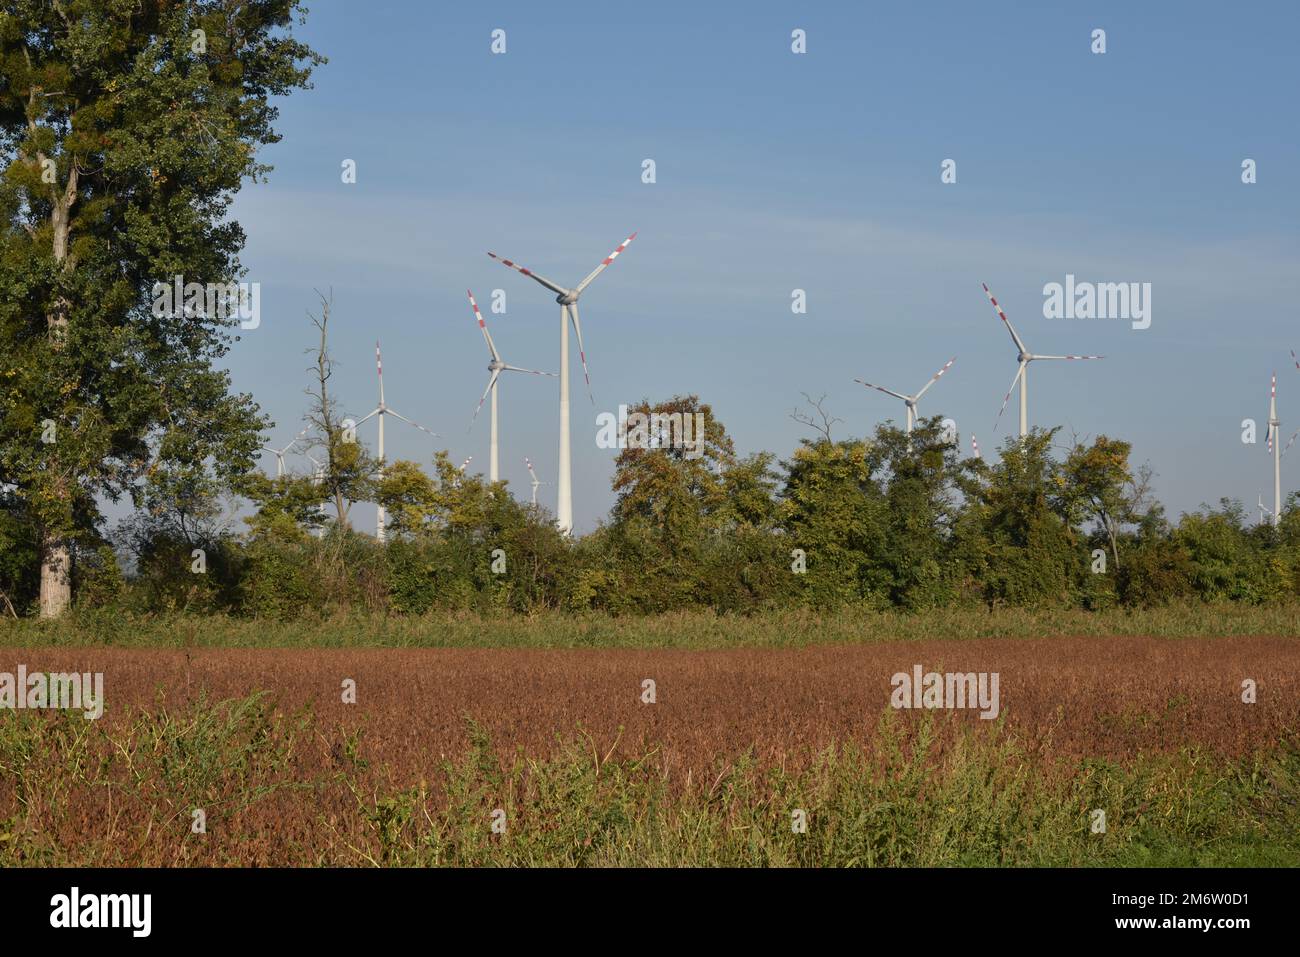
[229,1,1300,533]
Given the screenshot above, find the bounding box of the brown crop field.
[2,635,1296,768]
[2,635,1298,867]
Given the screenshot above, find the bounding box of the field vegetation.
[1,638,1296,866]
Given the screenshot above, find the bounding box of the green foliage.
[974,429,1082,608]
[3,372,1298,618]
[874,418,966,609]
[1175,501,1279,603]
[0,0,323,612]
[779,437,890,608]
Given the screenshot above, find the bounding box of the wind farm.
[247,274,1294,554]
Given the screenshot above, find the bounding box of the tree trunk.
[1105,515,1120,571]
[37,159,78,616]
[39,533,72,618]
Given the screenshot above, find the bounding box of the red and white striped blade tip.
[603,232,637,264]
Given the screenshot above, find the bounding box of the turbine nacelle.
[556,290,579,305]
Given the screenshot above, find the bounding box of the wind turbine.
[854,357,956,433]
[487,231,637,535]
[262,427,308,479]
[1258,495,1274,526]
[983,283,1104,437]
[356,341,439,543]
[466,290,556,483]
[525,456,552,508]
[1265,372,1293,527]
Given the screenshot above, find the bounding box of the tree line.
[3,392,1296,618]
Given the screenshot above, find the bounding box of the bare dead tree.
[303,290,374,529]
[789,392,842,443]
[1128,462,1157,521]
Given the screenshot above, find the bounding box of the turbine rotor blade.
[993,362,1026,432]
[1034,354,1105,360]
[569,302,593,403]
[575,231,638,294]
[982,283,1028,354]
[854,379,909,402]
[470,370,501,428]
[486,252,568,297]
[467,290,500,361]
[503,364,557,376]
[386,409,440,437]
[915,356,957,400]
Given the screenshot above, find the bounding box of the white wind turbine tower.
[855,357,956,433]
[466,290,556,483]
[1265,372,1297,527]
[525,456,552,508]
[984,283,1104,437]
[355,341,439,543]
[1266,373,1279,525]
[971,434,982,461]
[487,232,637,535]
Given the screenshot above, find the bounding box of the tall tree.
[610,395,735,556]
[1060,435,1135,570]
[974,429,1081,607]
[0,1,322,614]
[779,435,890,607]
[871,417,965,609]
